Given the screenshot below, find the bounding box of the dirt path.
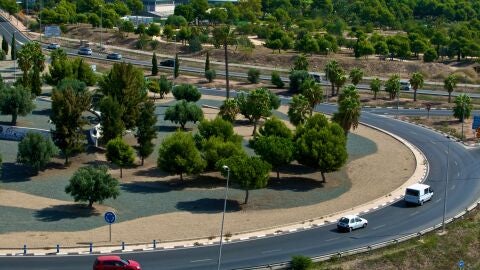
[0,104,415,247]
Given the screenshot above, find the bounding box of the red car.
[93,256,141,270]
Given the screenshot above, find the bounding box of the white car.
[337,215,368,232]
[47,43,60,49]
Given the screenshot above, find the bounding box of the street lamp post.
[13,30,17,80]
[396,88,400,119]
[39,0,42,42]
[461,101,465,141]
[441,142,450,233]
[217,165,230,270]
[173,34,177,80]
[100,6,103,50]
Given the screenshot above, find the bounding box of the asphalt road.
[2,15,480,270]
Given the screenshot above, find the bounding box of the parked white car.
[337,215,368,232]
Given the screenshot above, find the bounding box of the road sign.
[104,211,116,224]
[472,115,480,129]
[44,25,61,37]
[458,260,464,269]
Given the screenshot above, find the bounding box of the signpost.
[472,115,480,129]
[44,25,61,38]
[104,211,116,242]
[458,260,464,269]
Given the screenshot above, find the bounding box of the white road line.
[451,184,456,190]
[262,249,281,254]
[409,211,419,217]
[325,237,340,242]
[431,141,436,144]
[190,259,212,263]
[454,161,458,166]
[435,198,441,203]
[372,224,385,230]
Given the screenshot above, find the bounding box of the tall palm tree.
[324,60,339,97]
[349,67,364,86]
[444,74,458,103]
[212,25,236,99]
[409,72,424,102]
[333,85,361,134]
[300,78,323,115]
[334,69,347,96]
[370,77,382,100]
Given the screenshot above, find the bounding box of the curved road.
[2,15,480,270]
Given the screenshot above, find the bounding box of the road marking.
[409,211,419,216]
[410,131,417,135]
[325,237,340,242]
[454,161,458,166]
[451,184,456,190]
[435,198,441,203]
[430,141,436,144]
[262,249,281,254]
[372,224,385,230]
[190,259,212,263]
[457,172,460,177]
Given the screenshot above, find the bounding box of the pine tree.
[204,51,210,73]
[10,33,16,60]
[151,52,158,75]
[135,100,157,165]
[1,35,8,55]
[174,53,179,79]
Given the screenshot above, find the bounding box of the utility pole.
[441,142,450,233]
[100,5,103,50]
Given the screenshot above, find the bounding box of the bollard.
[122,242,125,250]
[153,240,156,249]
[89,243,93,253]
[56,244,60,253]
[23,244,27,255]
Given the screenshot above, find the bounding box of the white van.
[400,81,411,91]
[404,183,433,205]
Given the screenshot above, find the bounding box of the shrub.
[150,40,160,50]
[271,71,284,88]
[289,70,310,93]
[290,255,313,270]
[205,69,216,82]
[423,47,437,62]
[189,35,203,53]
[247,68,260,83]
[172,84,201,102]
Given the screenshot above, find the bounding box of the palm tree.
[212,25,236,99]
[409,72,424,102]
[325,60,339,97]
[333,85,361,134]
[370,77,382,100]
[444,74,458,103]
[300,78,323,115]
[334,69,347,96]
[349,67,364,86]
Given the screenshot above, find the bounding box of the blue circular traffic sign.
[458,260,464,268]
[104,211,116,224]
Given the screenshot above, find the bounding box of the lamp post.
[217,165,230,270]
[396,87,400,119]
[173,34,177,81]
[441,142,450,233]
[39,0,42,43]
[100,5,103,50]
[13,30,17,80]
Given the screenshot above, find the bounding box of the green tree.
[289,70,310,93]
[385,74,400,100]
[159,75,173,98]
[423,47,438,62]
[325,60,340,97]
[198,117,240,142]
[218,154,271,204]
[17,132,58,173]
[174,53,179,79]
[212,25,236,99]
[65,165,120,208]
[50,79,91,165]
[99,62,147,129]
[10,32,16,60]
[147,79,160,101]
[247,68,260,83]
[201,136,243,170]
[259,117,292,139]
[1,35,8,55]
[292,54,309,71]
[219,98,239,122]
[370,77,382,100]
[409,72,424,102]
[374,41,389,56]
[151,52,158,75]
[135,100,157,165]
[332,85,361,134]
[164,100,204,129]
[334,69,347,96]
[288,94,310,126]
[146,23,161,36]
[205,69,216,83]
[119,20,135,37]
[411,39,427,59]
[453,94,472,123]
[204,51,210,72]
[236,88,280,135]
[106,137,135,178]
[99,96,125,143]
[271,71,284,88]
[291,255,313,270]
[295,114,347,182]
[253,136,294,179]
[444,74,458,103]
[0,85,34,125]
[349,68,363,86]
[17,42,45,95]
[157,131,206,180]
[172,84,201,102]
[300,78,323,115]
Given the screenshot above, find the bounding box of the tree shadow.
[156,125,179,133]
[121,175,226,194]
[34,204,101,222]
[267,176,324,192]
[0,163,34,182]
[133,167,170,178]
[281,163,318,174]
[176,198,241,213]
[83,160,111,167]
[32,108,52,116]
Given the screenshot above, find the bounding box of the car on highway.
[337,215,368,232]
[47,43,60,50]
[400,81,412,91]
[160,59,175,67]
[78,47,93,55]
[93,255,141,270]
[106,52,122,60]
[404,183,433,206]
